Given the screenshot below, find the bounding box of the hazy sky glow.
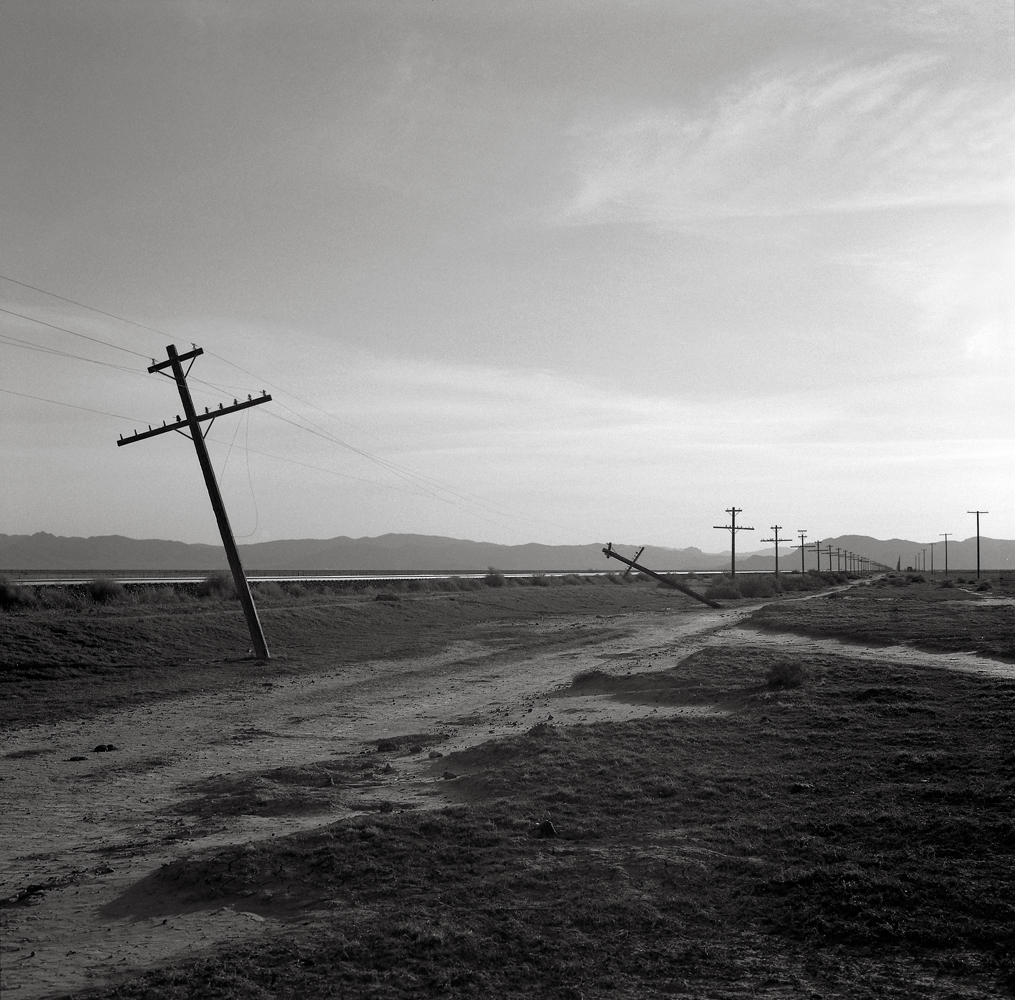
[2,0,1013,551]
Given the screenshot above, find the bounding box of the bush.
[529,574,552,587]
[197,571,235,598]
[86,576,124,603]
[735,575,777,599]
[0,576,35,610]
[767,660,807,688]
[253,581,285,600]
[484,567,506,588]
[704,579,741,600]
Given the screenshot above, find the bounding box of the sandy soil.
[2,586,1010,998]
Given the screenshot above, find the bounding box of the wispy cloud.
[558,54,1014,226]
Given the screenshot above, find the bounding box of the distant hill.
[0,532,731,573]
[2,532,1012,574]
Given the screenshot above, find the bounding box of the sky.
[2,0,1013,552]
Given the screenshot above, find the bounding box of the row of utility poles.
[713,508,890,578]
[714,506,993,580]
[908,510,989,579]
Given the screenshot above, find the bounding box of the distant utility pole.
[967,510,988,579]
[118,344,272,661]
[760,525,790,576]
[810,538,822,572]
[713,507,754,578]
[835,546,842,572]
[940,532,951,576]
[825,544,833,572]
[929,542,934,574]
[796,531,807,573]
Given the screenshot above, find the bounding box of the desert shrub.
[407,580,427,592]
[197,571,235,598]
[605,573,627,585]
[529,574,552,587]
[704,579,741,600]
[253,581,285,600]
[767,660,807,688]
[0,576,36,610]
[939,579,955,589]
[86,576,124,603]
[735,575,777,599]
[907,574,926,584]
[484,568,506,588]
[434,578,460,592]
[456,577,484,591]
[976,581,992,591]
[561,574,583,586]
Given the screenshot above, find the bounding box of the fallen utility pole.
[118,344,272,660]
[602,543,722,609]
[713,507,754,578]
[623,545,645,580]
[760,525,790,576]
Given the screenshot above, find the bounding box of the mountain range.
[2,532,1013,574]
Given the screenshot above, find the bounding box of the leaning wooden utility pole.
[713,507,754,578]
[760,525,789,576]
[118,344,272,660]
[602,544,722,609]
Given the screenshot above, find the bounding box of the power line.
[0,332,143,374]
[0,273,577,537]
[0,272,170,343]
[0,386,140,422]
[0,304,151,359]
[207,348,568,530]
